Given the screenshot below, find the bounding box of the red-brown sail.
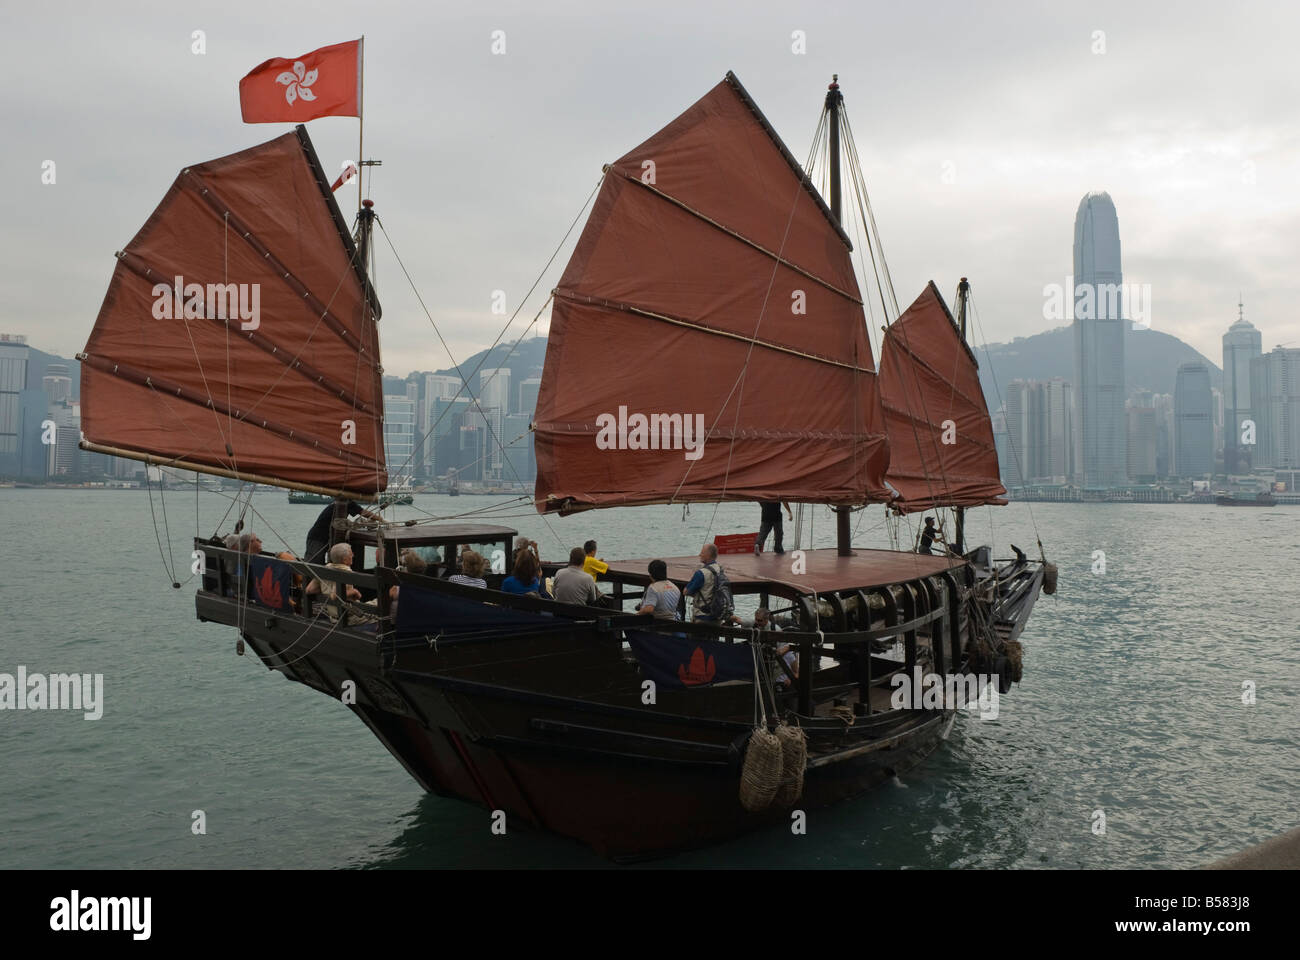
[533,72,890,513]
[878,282,1006,512]
[79,127,386,498]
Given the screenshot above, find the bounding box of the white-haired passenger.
[305,541,363,604]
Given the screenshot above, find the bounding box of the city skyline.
[3,2,1296,376]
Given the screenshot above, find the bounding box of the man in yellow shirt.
[582,539,608,579]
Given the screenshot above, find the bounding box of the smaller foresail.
[878,283,1006,513]
[79,127,387,498]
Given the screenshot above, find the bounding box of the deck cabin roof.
[602,547,966,596]
[350,523,517,545]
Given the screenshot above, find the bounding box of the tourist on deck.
[275,550,305,613]
[733,606,779,631]
[554,547,602,606]
[683,543,730,623]
[755,500,793,555]
[449,550,488,589]
[304,500,382,564]
[731,606,799,689]
[222,532,264,595]
[513,537,539,567]
[919,517,938,555]
[582,539,608,579]
[637,559,682,621]
[398,550,428,576]
[304,542,363,603]
[502,548,550,598]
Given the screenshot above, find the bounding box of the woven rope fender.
[1043,562,1058,595]
[773,722,808,807]
[1003,639,1024,683]
[739,726,783,812]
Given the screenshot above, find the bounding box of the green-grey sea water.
[1,489,1296,868]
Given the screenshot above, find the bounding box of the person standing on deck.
[755,501,793,555]
[919,517,938,555]
[305,500,381,565]
[683,543,731,623]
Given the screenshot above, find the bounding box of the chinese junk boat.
[79,72,1048,859]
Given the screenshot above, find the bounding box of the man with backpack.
[683,542,734,623]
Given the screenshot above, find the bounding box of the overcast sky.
[3,0,1296,377]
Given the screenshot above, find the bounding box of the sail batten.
[110,251,380,414]
[533,74,890,514]
[605,170,863,303]
[552,289,877,373]
[878,282,1006,513]
[80,127,387,495]
[176,173,379,356]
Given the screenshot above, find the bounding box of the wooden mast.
[826,74,854,557]
[953,277,970,554]
[329,196,380,552]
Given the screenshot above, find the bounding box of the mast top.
[826,75,843,108]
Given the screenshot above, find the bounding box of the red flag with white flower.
[239,39,362,123]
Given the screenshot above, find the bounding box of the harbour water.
[1,489,1296,868]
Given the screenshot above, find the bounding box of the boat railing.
[197,539,970,716]
[195,539,395,622]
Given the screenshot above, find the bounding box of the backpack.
[701,562,734,620]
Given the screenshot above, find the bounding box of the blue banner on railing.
[247,556,294,612]
[626,630,754,689]
[395,585,556,637]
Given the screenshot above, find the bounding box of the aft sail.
[877,283,1006,513]
[533,72,891,514]
[79,127,387,498]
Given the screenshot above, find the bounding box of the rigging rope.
[374,171,603,488]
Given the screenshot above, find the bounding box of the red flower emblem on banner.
[677,646,717,685]
[255,566,284,608]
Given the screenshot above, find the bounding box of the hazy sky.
[3,0,1297,376]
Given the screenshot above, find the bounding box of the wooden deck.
[603,547,966,595]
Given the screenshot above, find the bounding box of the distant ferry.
[1215,492,1276,507]
[288,491,333,505]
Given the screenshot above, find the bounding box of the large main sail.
[877,283,1005,513]
[533,72,891,514]
[79,127,386,498]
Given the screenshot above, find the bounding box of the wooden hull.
[195,560,1039,858]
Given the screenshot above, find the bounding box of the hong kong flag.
[239,39,362,123]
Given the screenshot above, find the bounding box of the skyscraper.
[1000,381,1031,488]
[1222,301,1262,472]
[46,399,82,476]
[1250,347,1300,470]
[1126,405,1157,482]
[518,377,541,417]
[478,368,511,416]
[1174,362,1213,477]
[1042,378,1074,481]
[382,394,416,482]
[421,375,465,475]
[43,362,73,406]
[0,334,29,471]
[1072,191,1127,486]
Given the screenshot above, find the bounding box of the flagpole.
[356,35,364,215]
